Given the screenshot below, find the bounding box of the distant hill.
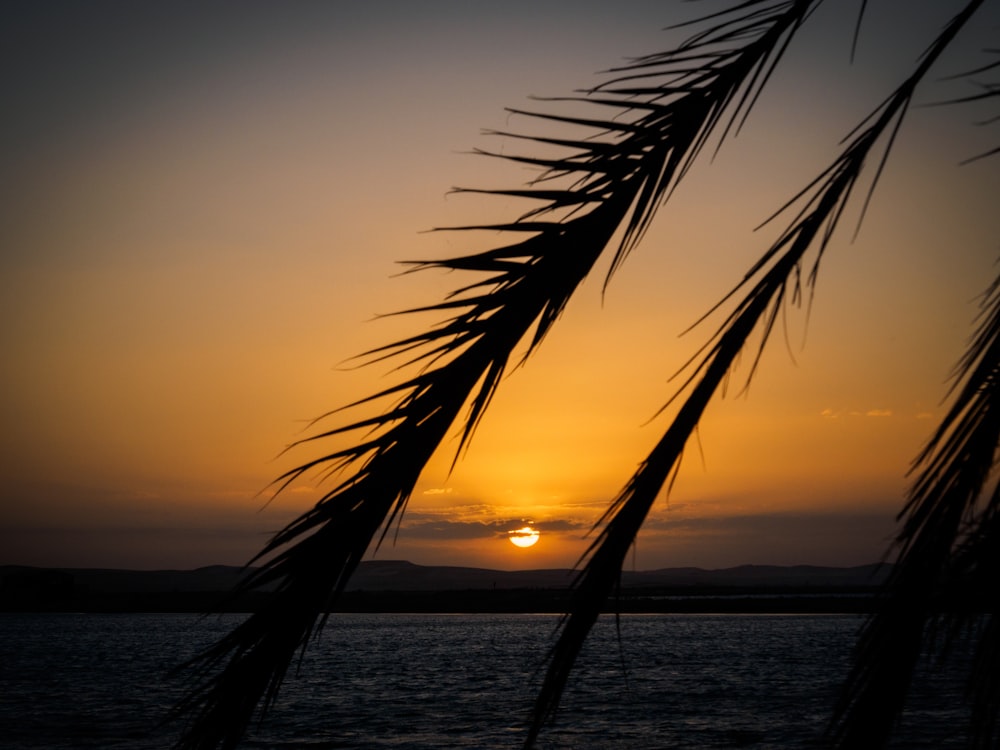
[0,560,891,613]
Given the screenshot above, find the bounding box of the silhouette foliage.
[173,1,999,748]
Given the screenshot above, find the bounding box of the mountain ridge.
[0,559,890,594]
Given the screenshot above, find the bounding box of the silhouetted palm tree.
[172,2,998,748]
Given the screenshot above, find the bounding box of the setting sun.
[508,527,540,548]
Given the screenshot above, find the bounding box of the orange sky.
[2,1,998,571]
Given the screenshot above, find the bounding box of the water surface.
[0,613,970,748]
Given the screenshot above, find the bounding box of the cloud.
[421,487,453,495]
[629,508,900,567]
[638,507,897,544]
[819,407,894,418]
[399,519,506,540]
[537,518,589,533]
[398,513,587,540]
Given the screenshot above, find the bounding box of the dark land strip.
[9,560,979,614]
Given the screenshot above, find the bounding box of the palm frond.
[171,2,824,747]
[526,1,988,745]
[949,482,1000,749]
[956,54,1000,162]
[831,269,1000,749]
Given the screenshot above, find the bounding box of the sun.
[508,526,540,548]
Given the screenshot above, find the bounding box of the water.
[0,613,972,748]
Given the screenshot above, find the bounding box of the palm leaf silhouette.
[173,2,824,747]
[831,269,1000,748]
[172,1,997,748]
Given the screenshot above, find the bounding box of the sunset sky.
[2,1,998,572]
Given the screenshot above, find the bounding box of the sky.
[2,1,998,572]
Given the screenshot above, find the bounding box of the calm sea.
[0,613,971,749]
